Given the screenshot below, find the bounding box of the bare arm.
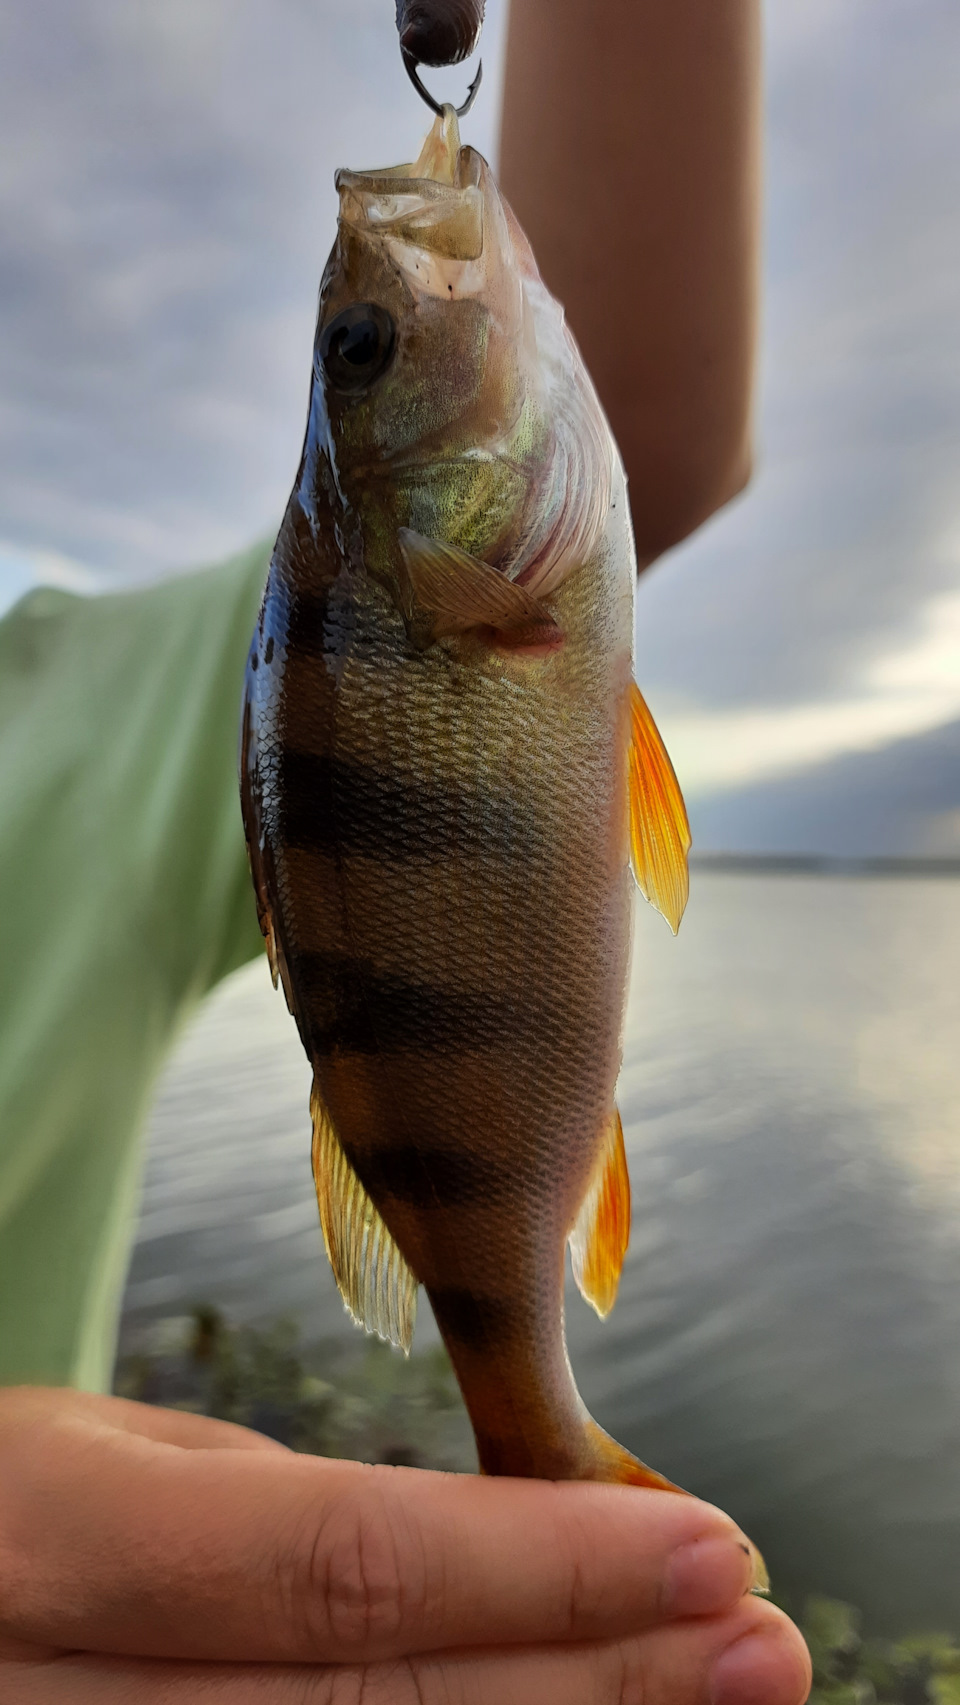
[498,0,762,567]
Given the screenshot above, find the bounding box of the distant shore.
[690,853,960,879]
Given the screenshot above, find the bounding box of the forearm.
[498,0,762,565]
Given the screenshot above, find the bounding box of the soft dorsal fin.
[570,1108,631,1319]
[311,1084,418,1352]
[628,681,691,935]
[397,528,559,647]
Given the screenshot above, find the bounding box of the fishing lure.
[396,0,485,115]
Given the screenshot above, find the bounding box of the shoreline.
[689,853,960,879]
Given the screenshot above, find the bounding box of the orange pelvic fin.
[570,1108,631,1318]
[628,680,692,935]
[311,1084,418,1352]
[397,528,559,647]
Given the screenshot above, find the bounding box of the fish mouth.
[336,105,485,264]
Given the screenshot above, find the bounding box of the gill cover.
[323,106,615,619]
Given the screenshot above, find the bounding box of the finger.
[1,1401,761,1665]
[0,1601,812,1705]
[94,1397,289,1453]
[0,1387,287,1453]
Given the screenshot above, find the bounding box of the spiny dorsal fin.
[311,1084,418,1353]
[570,1108,631,1319]
[628,681,691,935]
[397,528,559,647]
[240,696,296,1008]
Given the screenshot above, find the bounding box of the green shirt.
[0,544,270,1390]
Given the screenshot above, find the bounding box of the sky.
[1,0,958,855]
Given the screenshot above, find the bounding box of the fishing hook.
[402,48,483,117]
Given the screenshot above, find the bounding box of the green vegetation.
[116,1310,960,1701]
[115,1306,476,1472]
[798,1595,960,1704]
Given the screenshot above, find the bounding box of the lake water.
[121,871,960,1635]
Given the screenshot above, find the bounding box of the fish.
[240,103,766,1589]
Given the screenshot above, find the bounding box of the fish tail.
[466,1392,770,1596]
[428,1279,675,1490]
[578,1416,685,1491]
[468,1401,679,1492]
[575,1419,770,1595]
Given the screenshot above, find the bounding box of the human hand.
[0,1387,810,1702]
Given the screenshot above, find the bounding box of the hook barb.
[402,49,482,118]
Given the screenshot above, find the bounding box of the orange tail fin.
[583,1419,684,1491]
[582,1421,770,1595]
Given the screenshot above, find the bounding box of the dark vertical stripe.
[428,1287,519,1352]
[472,1430,537,1477]
[295,951,518,1055]
[277,750,532,862]
[278,752,338,853]
[279,589,332,658]
[343,1143,517,1208]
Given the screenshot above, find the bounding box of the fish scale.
[240,102,767,1586]
[250,526,633,1479]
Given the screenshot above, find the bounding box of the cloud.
[635,0,960,711]
[1,0,959,852]
[0,0,506,583]
[660,583,960,795]
[688,716,960,859]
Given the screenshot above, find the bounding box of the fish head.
[304,106,596,596]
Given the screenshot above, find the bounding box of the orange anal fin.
[397,527,559,648]
[628,680,691,935]
[311,1084,418,1353]
[570,1108,631,1319]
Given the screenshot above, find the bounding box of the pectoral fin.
[311,1084,418,1352]
[570,1108,631,1319]
[397,528,559,647]
[628,681,691,934]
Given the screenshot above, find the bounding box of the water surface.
[123,871,960,1632]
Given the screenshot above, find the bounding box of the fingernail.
[662,1536,753,1618]
[710,1629,805,1705]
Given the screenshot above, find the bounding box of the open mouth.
[336,107,484,264]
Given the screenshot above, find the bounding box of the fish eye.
[318,303,396,394]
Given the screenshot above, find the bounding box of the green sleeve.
[0,543,271,1391]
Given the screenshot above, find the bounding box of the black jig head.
[396,0,485,117]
